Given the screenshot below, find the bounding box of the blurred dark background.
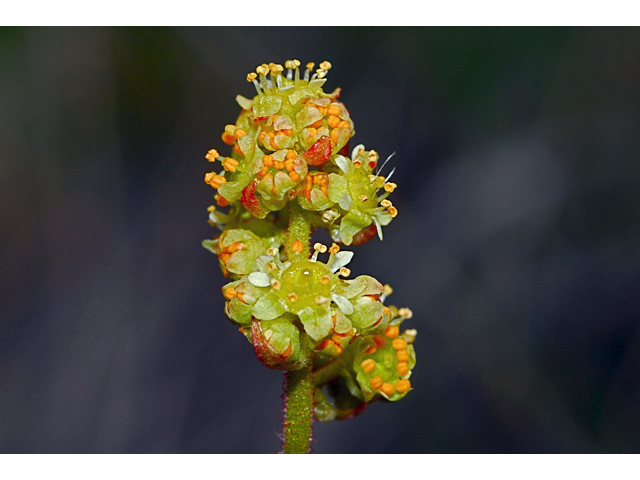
[1,27,639,453]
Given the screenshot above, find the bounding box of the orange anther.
[337,120,350,129]
[395,379,411,393]
[215,195,230,207]
[321,185,328,197]
[274,160,285,170]
[388,206,398,217]
[269,137,278,149]
[221,132,235,145]
[223,286,236,300]
[326,115,341,128]
[286,149,297,160]
[318,106,328,116]
[289,171,301,182]
[226,241,243,254]
[314,338,333,351]
[285,162,294,172]
[380,382,395,396]
[233,144,243,155]
[396,349,410,363]
[365,345,377,355]
[307,127,317,138]
[330,128,340,144]
[372,336,386,348]
[328,104,341,116]
[281,342,292,358]
[310,119,323,129]
[369,376,383,390]
[233,128,247,139]
[360,359,376,373]
[222,157,239,172]
[291,239,305,253]
[262,155,273,166]
[392,338,407,350]
[281,129,293,136]
[258,131,267,142]
[205,149,219,162]
[396,362,410,377]
[384,325,400,338]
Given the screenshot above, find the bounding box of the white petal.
[334,155,350,173]
[338,192,353,211]
[248,272,272,287]
[329,251,354,273]
[331,294,354,315]
[373,216,383,241]
[351,143,366,160]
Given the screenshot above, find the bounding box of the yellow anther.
[329,243,340,254]
[320,275,330,285]
[359,194,369,202]
[246,72,257,82]
[222,157,239,172]
[360,359,376,373]
[207,205,216,213]
[396,349,410,363]
[314,243,328,253]
[383,284,393,297]
[284,60,293,69]
[392,338,407,350]
[395,379,411,393]
[256,64,269,76]
[396,362,410,377]
[287,293,298,303]
[384,182,397,193]
[292,59,301,68]
[205,149,219,162]
[399,307,413,319]
[388,206,398,217]
[306,62,315,71]
[268,62,276,71]
[315,295,329,304]
[339,267,351,277]
[369,376,383,390]
[368,150,378,162]
[380,382,395,396]
[381,199,392,208]
[272,64,284,73]
[266,247,279,257]
[368,174,377,184]
[270,279,281,289]
[384,325,400,339]
[316,70,327,79]
[319,61,332,71]
[353,159,363,168]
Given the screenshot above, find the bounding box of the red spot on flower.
[303,135,332,166]
[350,224,377,246]
[241,181,266,218]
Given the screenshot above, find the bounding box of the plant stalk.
[282,204,314,454]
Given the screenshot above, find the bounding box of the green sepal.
[253,95,282,118]
[350,296,386,335]
[339,209,372,246]
[252,290,287,320]
[298,304,333,342]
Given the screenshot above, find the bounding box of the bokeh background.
[1,27,639,453]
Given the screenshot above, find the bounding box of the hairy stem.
[282,203,314,454]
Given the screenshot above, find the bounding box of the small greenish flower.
[330,145,399,245]
[221,243,389,354]
[352,308,416,402]
[202,228,283,279]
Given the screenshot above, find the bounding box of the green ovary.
[277,260,334,311]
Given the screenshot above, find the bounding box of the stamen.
[369,376,383,390]
[339,267,350,277]
[384,324,400,338]
[205,149,220,162]
[380,382,395,396]
[395,379,411,393]
[399,307,413,319]
[376,151,396,176]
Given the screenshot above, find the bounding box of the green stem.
[282,203,314,454]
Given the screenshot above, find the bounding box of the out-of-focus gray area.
[1,27,639,453]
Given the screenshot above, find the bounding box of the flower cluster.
[203,60,416,419]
